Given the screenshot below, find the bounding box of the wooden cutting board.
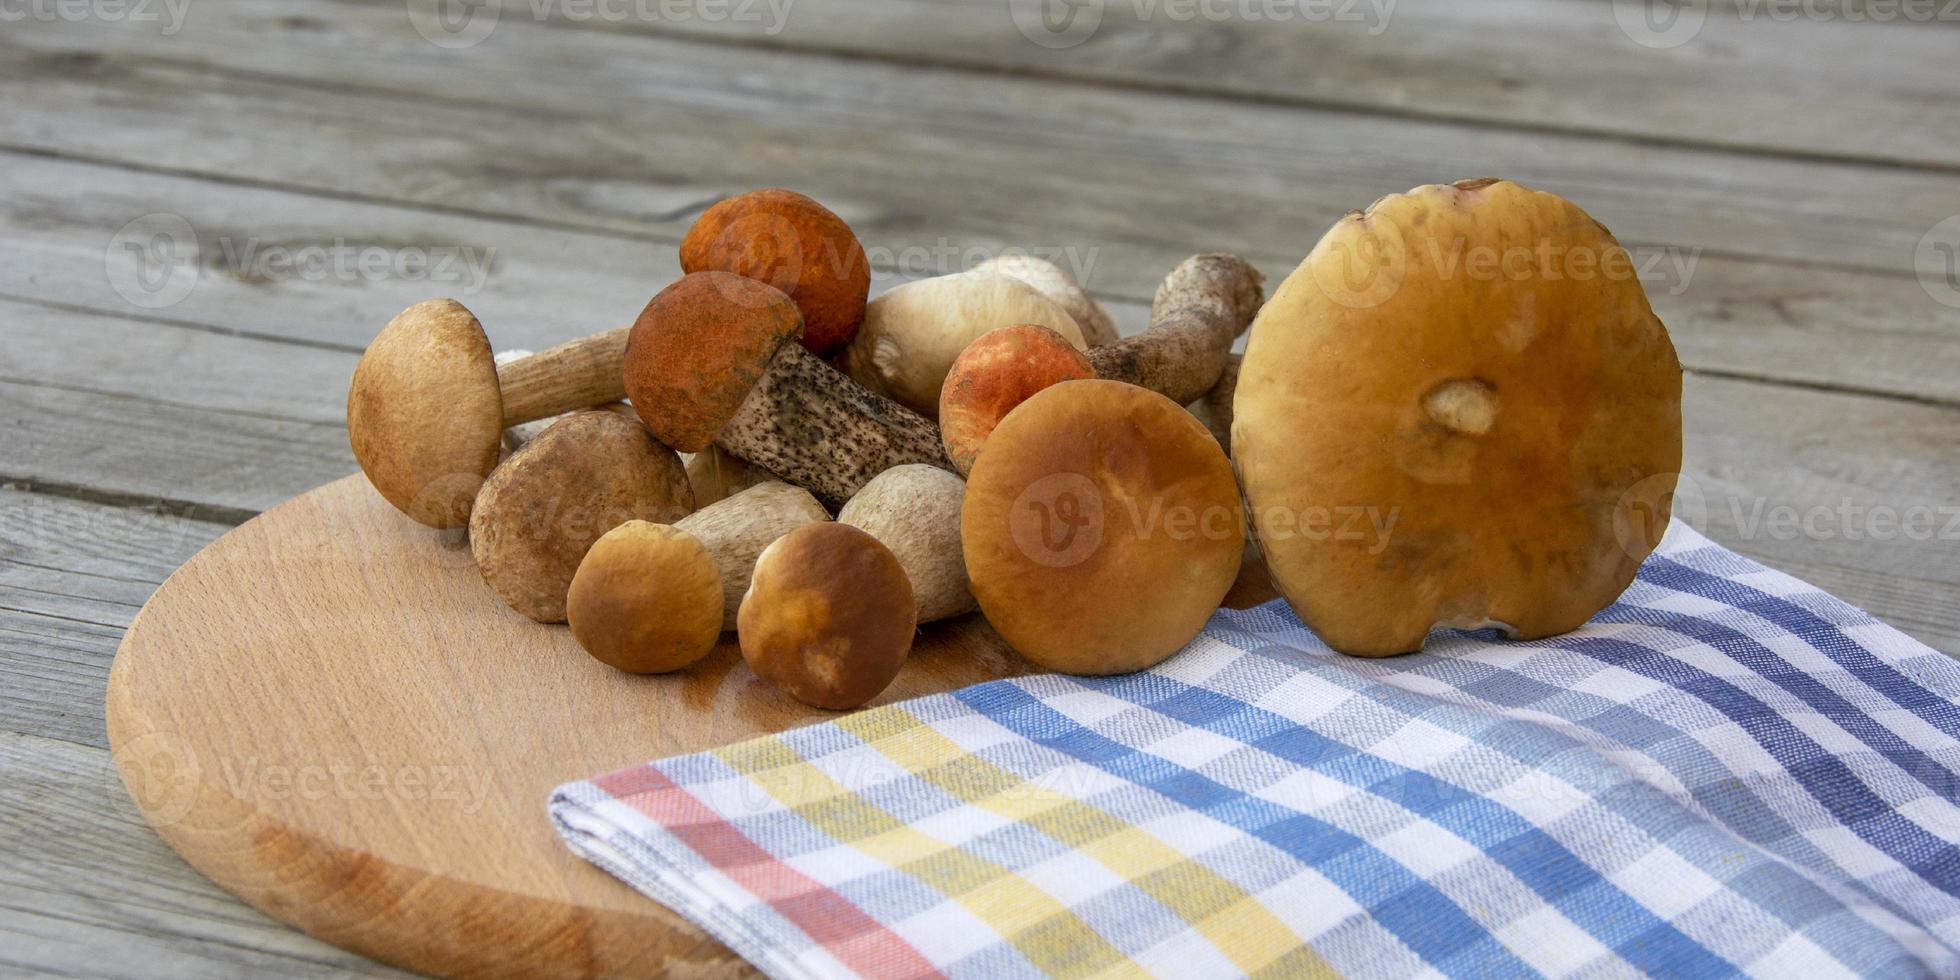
[107,474,1277,978]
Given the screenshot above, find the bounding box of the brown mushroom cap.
[347,299,503,528]
[737,522,916,710]
[677,480,832,625]
[623,271,804,453]
[567,521,723,674]
[680,189,871,356]
[1233,178,1683,657]
[962,379,1244,675]
[470,411,694,623]
[939,324,1095,477]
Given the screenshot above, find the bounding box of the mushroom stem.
[672,481,831,626]
[838,464,976,624]
[1190,352,1241,453]
[496,327,630,426]
[1086,253,1265,406]
[716,342,953,509]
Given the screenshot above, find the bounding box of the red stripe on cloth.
[594,765,943,980]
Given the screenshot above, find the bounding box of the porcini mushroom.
[842,269,1087,418]
[348,300,629,528]
[962,379,1244,675]
[838,464,976,623]
[674,480,831,625]
[939,324,1094,477]
[972,254,1120,347]
[496,346,638,453]
[566,521,724,674]
[469,411,692,623]
[933,254,1264,475]
[680,189,871,356]
[625,272,951,508]
[563,481,828,668]
[1234,178,1684,657]
[1085,252,1264,406]
[738,522,916,710]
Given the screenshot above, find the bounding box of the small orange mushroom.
[939,324,1094,476]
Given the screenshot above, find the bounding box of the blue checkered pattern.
[553,524,1960,978]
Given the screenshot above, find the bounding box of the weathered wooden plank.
[0,730,417,978]
[0,151,1149,350]
[6,1,1957,283]
[1682,376,1960,654]
[0,380,350,518]
[508,0,1960,170]
[0,482,234,746]
[2,70,1956,403]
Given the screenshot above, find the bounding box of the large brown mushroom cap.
[470,411,694,623]
[737,522,916,710]
[347,299,503,528]
[1234,178,1684,657]
[962,379,1244,675]
[680,189,871,356]
[623,271,803,453]
[567,521,723,674]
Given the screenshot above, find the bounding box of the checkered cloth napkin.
[550,523,1960,978]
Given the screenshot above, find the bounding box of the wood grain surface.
[105,475,1042,977]
[5,0,1956,973]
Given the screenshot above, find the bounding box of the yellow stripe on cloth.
[835,710,1336,979]
[714,722,1140,978]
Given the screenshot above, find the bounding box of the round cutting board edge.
[103,475,1027,978]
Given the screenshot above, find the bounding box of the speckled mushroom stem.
[1086,253,1265,407]
[716,343,953,509]
[495,327,629,426]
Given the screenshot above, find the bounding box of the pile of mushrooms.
[348,178,1684,706]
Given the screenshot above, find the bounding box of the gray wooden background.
[3,0,1957,974]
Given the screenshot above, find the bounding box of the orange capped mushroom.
[680,189,871,356]
[939,324,1094,476]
